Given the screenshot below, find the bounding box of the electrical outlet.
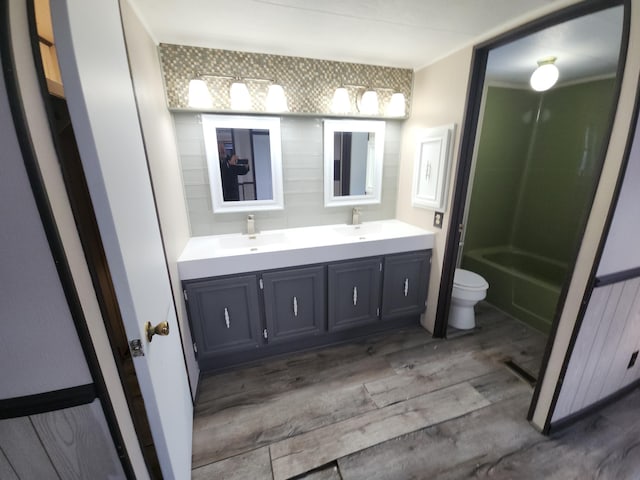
[628,350,638,369]
[433,211,444,229]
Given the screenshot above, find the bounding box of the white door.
[51,1,193,478]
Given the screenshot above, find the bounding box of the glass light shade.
[188,79,213,108]
[331,87,351,114]
[530,63,559,92]
[360,89,379,115]
[266,84,289,112]
[230,81,252,110]
[386,92,406,117]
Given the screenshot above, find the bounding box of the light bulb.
[188,78,213,108]
[530,59,559,92]
[359,89,379,115]
[331,87,351,114]
[266,84,289,112]
[386,92,406,117]
[230,81,252,110]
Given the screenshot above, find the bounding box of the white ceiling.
[127,0,624,83]
[128,0,561,69]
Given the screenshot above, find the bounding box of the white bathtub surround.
[178,219,434,279]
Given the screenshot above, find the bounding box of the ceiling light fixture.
[530,56,559,92]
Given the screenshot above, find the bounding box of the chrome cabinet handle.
[404,278,409,297]
[353,286,358,306]
[293,296,298,317]
[224,307,230,328]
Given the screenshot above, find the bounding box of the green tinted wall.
[464,79,616,262]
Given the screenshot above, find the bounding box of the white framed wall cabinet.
[411,124,456,211]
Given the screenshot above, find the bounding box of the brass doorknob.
[146,321,169,342]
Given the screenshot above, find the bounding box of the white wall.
[120,0,199,396]
[176,114,401,235]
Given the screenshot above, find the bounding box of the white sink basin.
[178,220,435,279]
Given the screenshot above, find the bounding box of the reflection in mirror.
[202,115,283,213]
[324,120,385,207]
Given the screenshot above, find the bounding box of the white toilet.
[448,268,489,330]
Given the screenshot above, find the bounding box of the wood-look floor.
[192,303,640,479]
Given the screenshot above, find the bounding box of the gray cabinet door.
[262,265,326,343]
[185,275,263,356]
[382,251,431,320]
[328,257,382,331]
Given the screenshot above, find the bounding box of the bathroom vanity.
[178,220,434,371]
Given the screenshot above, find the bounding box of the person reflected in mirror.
[219,142,250,201]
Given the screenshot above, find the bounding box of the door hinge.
[183,289,188,302]
[193,342,198,354]
[129,339,145,357]
[377,308,380,317]
[263,328,268,339]
[379,262,383,272]
[259,278,264,290]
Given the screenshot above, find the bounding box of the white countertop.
[178,219,435,280]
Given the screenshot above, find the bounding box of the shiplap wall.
[0,400,125,479]
[552,279,640,421]
[174,113,401,236]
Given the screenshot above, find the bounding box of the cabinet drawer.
[382,251,430,320]
[328,257,382,331]
[185,275,262,356]
[262,265,326,343]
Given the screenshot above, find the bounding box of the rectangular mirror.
[202,115,284,213]
[323,119,385,207]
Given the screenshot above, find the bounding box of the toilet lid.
[454,269,488,290]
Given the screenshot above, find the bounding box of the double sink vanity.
[174,114,446,371]
[178,220,434,371]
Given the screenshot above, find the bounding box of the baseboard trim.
[547,378,640,434]
[0,383,97,419]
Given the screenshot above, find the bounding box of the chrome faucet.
[352,208,361,225]
[246,214,256,235]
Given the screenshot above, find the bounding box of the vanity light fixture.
[188,72,285,112]
[187,76,213,108]
[530,56,559,92]
[266,83,289,112]
[386,92,406,117]
[331,86,351,114]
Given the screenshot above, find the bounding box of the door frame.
[433,0,630,425]
[0,2,137,477]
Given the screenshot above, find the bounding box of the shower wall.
[463,79,616,331]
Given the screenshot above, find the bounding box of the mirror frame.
[202,114,284,213]
[323,119,385,207]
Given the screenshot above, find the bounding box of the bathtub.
[462,246,568,333]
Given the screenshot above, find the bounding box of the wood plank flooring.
[192,303,640,479]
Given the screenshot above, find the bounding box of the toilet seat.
[454,268,489,291]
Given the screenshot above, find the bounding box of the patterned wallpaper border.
[158,43,413,117]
